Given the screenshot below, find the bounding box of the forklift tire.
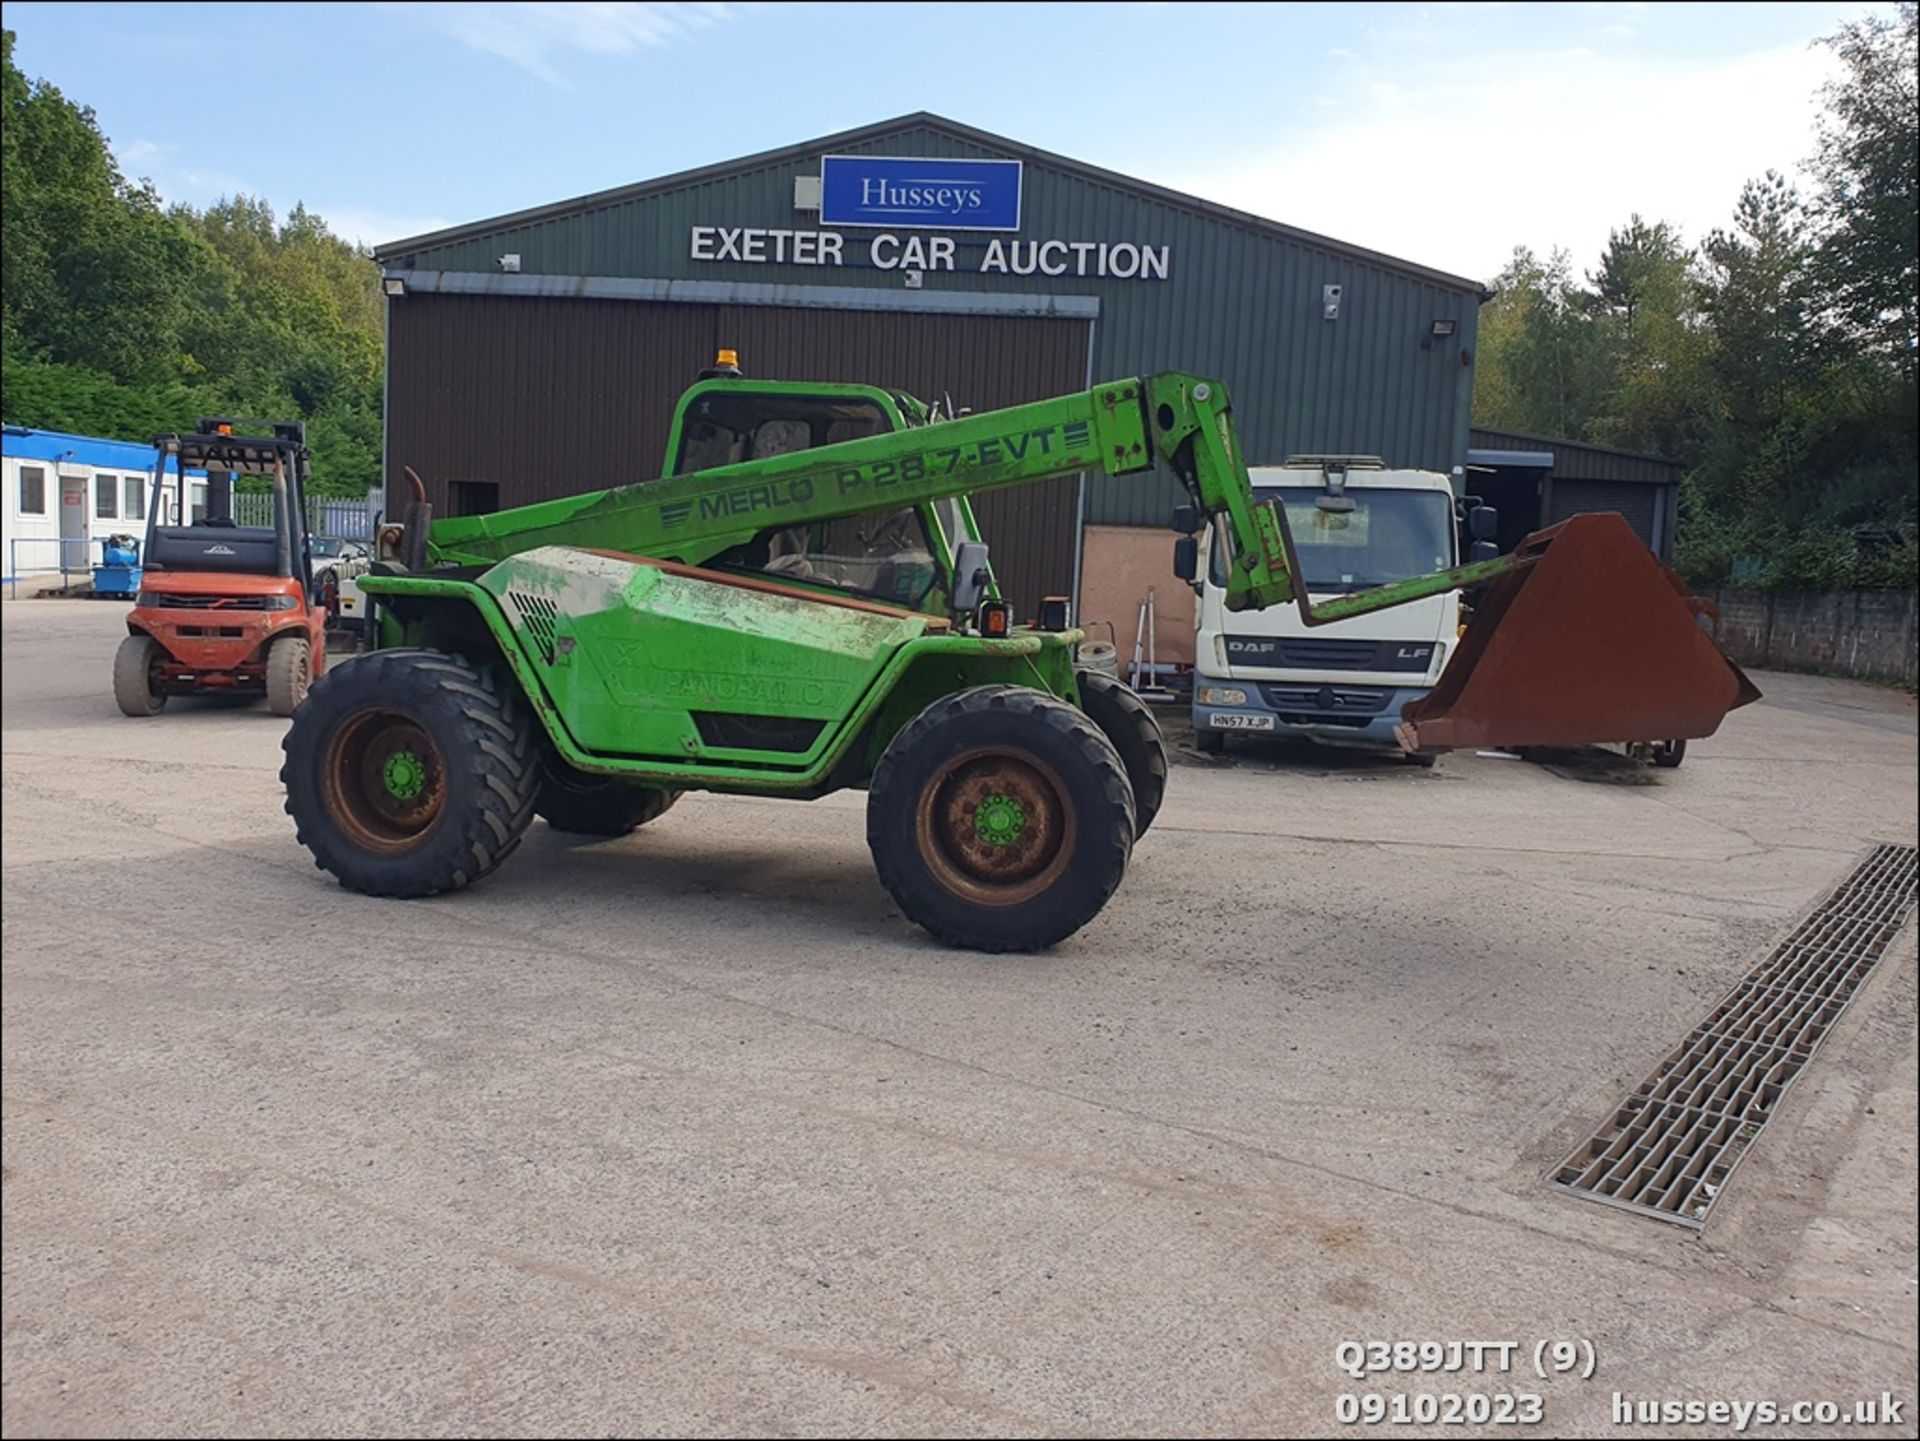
[536,760,679,836]
[113,633,168,717]
[266,633,313,717]
[1075,670,1168,838]
[281,648,539,898]
[1652,738,1687,769]
[868,685,1134,953]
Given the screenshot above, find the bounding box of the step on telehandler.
[281,358,1757,951]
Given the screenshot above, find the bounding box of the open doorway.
[1463,464,1546,554]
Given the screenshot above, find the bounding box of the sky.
[2,1,1890,284]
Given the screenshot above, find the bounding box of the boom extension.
[419,372,1539,624]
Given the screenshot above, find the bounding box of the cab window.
[718,508,943,610]
[670,392,892,475]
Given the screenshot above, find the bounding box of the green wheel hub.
[383,750,428,801]
[973,793,1027,847]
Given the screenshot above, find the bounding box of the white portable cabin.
[1,427,207,595]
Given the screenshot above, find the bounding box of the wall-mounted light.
[1430,318,1457,338]
[382,276,407,297]
[1322,283,1343,321]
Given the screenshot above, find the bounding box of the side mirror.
[951,540,992,613]
[1172,535,1199,583]
[1170,503,1201,535]
[1469,539,1499,563]
[1469,505,1499,542]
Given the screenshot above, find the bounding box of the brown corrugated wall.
[386,294,1089,617]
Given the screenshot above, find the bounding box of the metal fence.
[8,496,375,599]
[7,536,105,599]
[232,495,374,540]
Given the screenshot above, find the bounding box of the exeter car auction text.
[688,226,1171,280]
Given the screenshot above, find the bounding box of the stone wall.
[1708,587,1917,686]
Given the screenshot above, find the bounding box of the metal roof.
[1,425,187,472]
[376,112,1489,296]
[1469,426,1684,485]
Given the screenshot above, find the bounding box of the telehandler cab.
[281,360,1756,951]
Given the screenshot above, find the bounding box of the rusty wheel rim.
[914,746,1075,907]
[322,707,447,852]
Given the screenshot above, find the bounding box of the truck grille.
[1222,636,1436,672]
[1262,685,1393,715]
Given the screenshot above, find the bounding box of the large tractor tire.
[113,633,168,717]
[536,760,679,836]
[281,648,539,897]
[1075,670,1168,838]
[266,632,313,717]
[868,685,1134,953]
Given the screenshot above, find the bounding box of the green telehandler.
[281,359,1756,950]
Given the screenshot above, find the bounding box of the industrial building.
[1468,427,1684,562]
[372,113,1494,657]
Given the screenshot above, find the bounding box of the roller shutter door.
[1549,478,1660,552]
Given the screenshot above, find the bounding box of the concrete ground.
[2,600,1915,1438]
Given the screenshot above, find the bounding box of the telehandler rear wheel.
[281,648,539,897]
[868,685,1134,953]
[536,759,679,836]
[1075,670,1168,838]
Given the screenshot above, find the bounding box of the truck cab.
[1185,456,1475,758]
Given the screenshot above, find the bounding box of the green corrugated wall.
[383,123,1483,526]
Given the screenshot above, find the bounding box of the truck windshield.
[1214,488,1455,593]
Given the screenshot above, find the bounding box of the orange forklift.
[113,419,327,717]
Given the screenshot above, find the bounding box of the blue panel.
[820,154,1021,231]
[1,427,206,475]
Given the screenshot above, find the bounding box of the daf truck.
[1174,456,1498,762]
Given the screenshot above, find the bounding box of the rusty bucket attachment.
[1397,513,1760,753]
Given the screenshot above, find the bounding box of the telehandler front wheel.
[868,685,1134,953]
[280,648,539,897]
[536,759,679,836]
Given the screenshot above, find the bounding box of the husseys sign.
[686,153,1173,282]
[820,154,1021,231]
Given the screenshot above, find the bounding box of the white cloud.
[1156,37,1841,286]
[114,135,250,201]
[406,1,740,85]
[315,207,462,250]
[119,137,169,169]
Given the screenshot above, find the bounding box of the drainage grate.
[1551,842,1917,1228]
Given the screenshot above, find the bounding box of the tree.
[1582,217,1711,460]
[1810,2,1918,375]
[1701,173,1816,426]
[0,28,385,494]
[1472,246,1606,438]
